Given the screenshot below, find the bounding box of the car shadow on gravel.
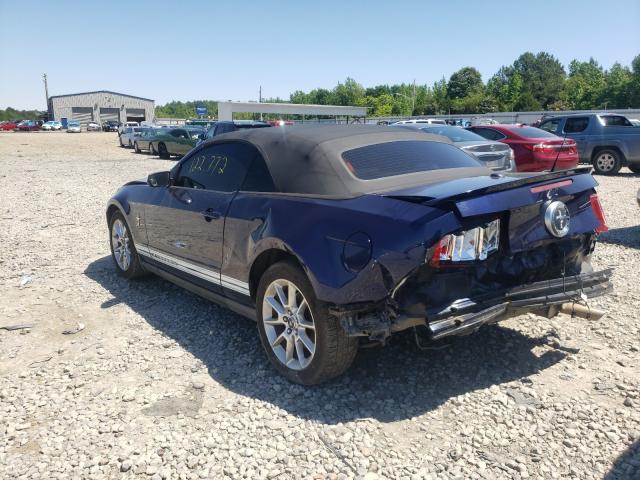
[604,439,639,480]
[599,225,640,250]
[86,256,568,424]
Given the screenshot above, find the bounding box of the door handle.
[201,208,221,222]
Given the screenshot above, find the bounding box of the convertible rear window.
[341,141,480,180]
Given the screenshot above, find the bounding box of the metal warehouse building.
[48,90,155,126]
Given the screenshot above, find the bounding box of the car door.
[143,142,254,293]
[562,117,590,161]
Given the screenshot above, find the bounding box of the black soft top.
[203,125,490,198]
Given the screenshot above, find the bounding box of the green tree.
[513,91,542,111]
[512,52,566,108]
[447,67,483,99]
[561,58,606,110]
[332,78,366,106]
[602,62,632,108]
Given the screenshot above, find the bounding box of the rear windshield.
[420,126,485,142]
[342,141,480,180]
[514,126,557,138]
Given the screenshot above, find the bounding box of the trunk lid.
[382,168,602,253]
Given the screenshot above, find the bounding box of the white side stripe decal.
[137,245,250,296]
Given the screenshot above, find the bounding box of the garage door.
[99,108,120,124]
[126,108,145,123]
[71,107,93,126]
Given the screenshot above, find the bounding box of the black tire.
[628,164,640,174]
[128,140,133,148]
[108,211,146,279]
[149,143,157,155]
[158,143,170,159]
[256,260,358,385]
[592,149,622,175]
[134,142,141,153]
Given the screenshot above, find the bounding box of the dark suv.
[102,120,120,132]
[197,120,271,146]
[538,113,640,175]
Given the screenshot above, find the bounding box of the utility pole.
[412,79,416,115]
[42,73,50,119]
[259,86,263,121]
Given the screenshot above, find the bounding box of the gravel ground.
[0,131,638,480]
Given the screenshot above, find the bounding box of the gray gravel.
[0,131,638,479]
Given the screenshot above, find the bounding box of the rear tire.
[158,143,170,159]
[628,164,640,174]
[134,142,141,153]
[108,211,146,279]
[592,149,622,175]
[256,260,358,385]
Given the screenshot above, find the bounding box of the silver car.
[393,124,514,171]
[67,121,81,133]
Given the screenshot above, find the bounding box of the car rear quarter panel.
[223,193,458,305]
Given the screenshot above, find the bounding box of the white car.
[67,121,81,133]
[118,121,139,136]
[630,118,640,127]
[87,122,101,131]
[41,121,62,131]
[391,118,447,125]
[119,127,145,147]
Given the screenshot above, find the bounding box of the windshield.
[68,121,80,126]
[342,140,480,180]
[420,126,486,142]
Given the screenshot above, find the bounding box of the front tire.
[592,149,622,175]
[109,211,145,279]
[158,142,170,159]
[256,261,358,385]
[134,142,141,153]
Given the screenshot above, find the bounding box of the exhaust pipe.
[559,302,606,320]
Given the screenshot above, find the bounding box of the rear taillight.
[529,140,577,155]
[590,194,609,233]
[430,219,500,266]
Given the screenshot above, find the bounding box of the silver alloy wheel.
[111,219,131,271]
[262,279,316,370]
[596,152,616,172]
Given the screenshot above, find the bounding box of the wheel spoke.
[274,285,288,311]
[266,296,286,316]
[285,336,295,365]
[295,339,306,366]
[298,330,315,354]
[263,317,285,326]
[271,332,286,348]
[287,282,298,308]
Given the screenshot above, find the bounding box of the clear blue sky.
[1,0,638,109]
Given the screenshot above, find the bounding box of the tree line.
[155,51,640,119]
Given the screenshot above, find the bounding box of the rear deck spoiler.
[421,167,594,208]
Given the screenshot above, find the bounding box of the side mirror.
[148,171,171,187]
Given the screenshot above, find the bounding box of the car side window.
[175,143,254,192]
[241,152,276,192]
[564,117,590,133]
[539,119,560,133]
[472,128,505,141]
[601,115,632,127]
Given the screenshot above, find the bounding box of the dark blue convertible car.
[107,125,612,384]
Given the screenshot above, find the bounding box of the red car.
[467,124,578,172]
[0,121,18,131]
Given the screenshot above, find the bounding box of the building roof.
[203,125,489,198]
[49,90,154,102]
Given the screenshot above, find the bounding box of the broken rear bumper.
[340,268,612,341]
